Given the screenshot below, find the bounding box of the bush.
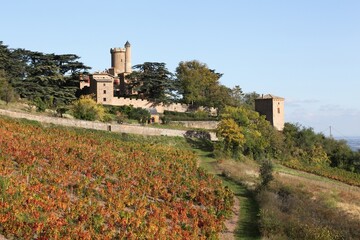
[104,105,150,124]
[163,110,218,121]
[0,70,18,105]
[71,95,106,121]
[127,107,150,124]
[33,97,47,112]
[259,159,274,189]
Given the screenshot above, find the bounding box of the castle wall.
[108,97,189,113]
[107,97,217,115]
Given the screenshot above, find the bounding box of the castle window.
[103,90,106,94]
[103,83,106,86]
[103,98,107,102]
[277,108,280,114]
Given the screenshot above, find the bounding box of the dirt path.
[219,197,240,240]
[194,149,260,240]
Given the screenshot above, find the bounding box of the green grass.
[232,184,260,240]
[274,163,358,186]
[188,138,261,240]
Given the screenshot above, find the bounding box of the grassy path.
[192,146,261,240]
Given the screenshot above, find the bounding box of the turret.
[125,41,132,73]
[110,47,126,75]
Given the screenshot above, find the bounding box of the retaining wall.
[172,121,219,130]
[0,109,218,140]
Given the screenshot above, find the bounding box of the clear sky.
[1,0,359,137]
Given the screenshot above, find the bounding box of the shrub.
[259,159,274,189]
[163,110,217,121]
[0,70,18,104]
[71,95,106,121]
[127,107,150,124]
[216,118,245,158]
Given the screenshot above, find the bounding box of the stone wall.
[172,121,219,130]
[108,97,217,115]
[109,97,189,113]
[0,109,218,140]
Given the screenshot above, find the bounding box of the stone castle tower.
[255,94,285,131]
[108,41,132,76]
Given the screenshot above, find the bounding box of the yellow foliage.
[71,95,106,121]
[310,144,330,165]
[217,118,245,147]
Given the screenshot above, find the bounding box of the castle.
[80,41,284,130]
[79,41,216,120]
[79,41,133,101]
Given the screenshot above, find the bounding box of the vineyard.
[0,117,233,239]
[282,160,360,187]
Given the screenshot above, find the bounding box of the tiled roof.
[257,94,284,100]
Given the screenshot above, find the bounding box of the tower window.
[277,108,280,114]
[103,90,106,94]
[103,98,107,102]
[103,83,106,86]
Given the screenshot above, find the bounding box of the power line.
[331,126,348,139]
[319,125,348,139]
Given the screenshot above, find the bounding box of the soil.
[219,197,240,240]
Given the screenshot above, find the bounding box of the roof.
[125,41,131,47]
[91,72,114,82]
[256,94,284,100]
[148,108,159,115]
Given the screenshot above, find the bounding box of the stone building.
[79,41,217,119]
[79,41,133,102]
[255,94,285,131]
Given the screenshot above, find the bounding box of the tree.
[127,107,151,124]
[230,85,244,107]
[243,92,260,110]
[0,43,91,106]
[219,106,281,160]
[0,70,17,104]
[216,118,245,157]
[127,62,175,103]
[208,85,234,113]
[12,50,90,105]
[175,60,225,108]
[0,42,27,85]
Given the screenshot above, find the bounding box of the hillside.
[0,116,233,239]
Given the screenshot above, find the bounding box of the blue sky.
[1,0,359,136]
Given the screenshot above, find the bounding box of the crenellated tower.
[109,41,132,76]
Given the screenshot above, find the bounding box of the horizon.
[1,0,359,136]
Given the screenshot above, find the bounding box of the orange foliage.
[0,117,233,239]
